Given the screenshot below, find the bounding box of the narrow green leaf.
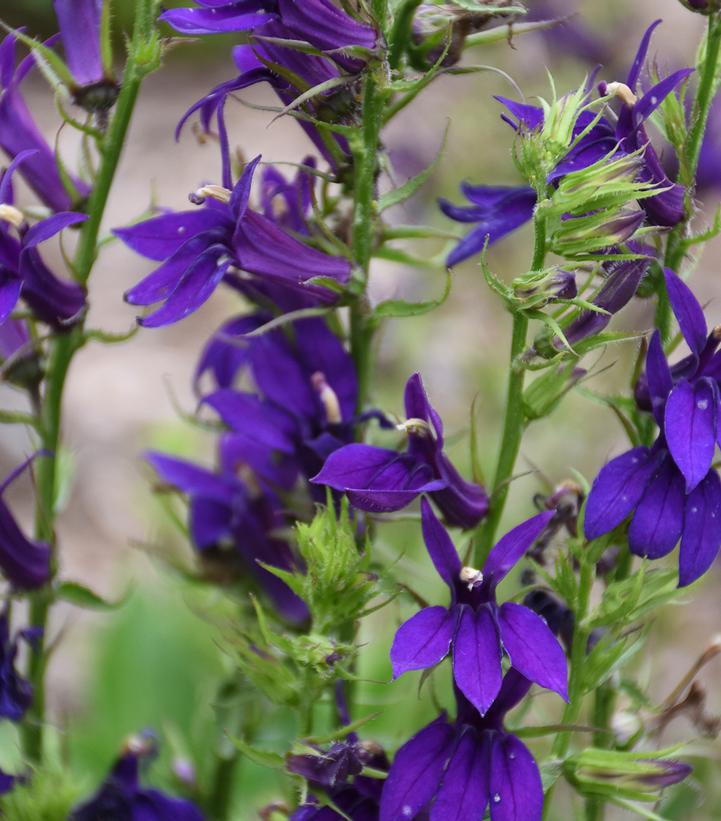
[378,126,448,213]
[56,581,127,611]
[371,267,452,320]
[230,737,285,770]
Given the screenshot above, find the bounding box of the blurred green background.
[0,1,719,818]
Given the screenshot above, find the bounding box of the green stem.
[655,14,721,338]
[350,71,385,415]
[21,6,149,763]
[543,558,593,818]
[474,215,546,564]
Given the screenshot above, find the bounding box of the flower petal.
[452,605,502,716]
[645,330,673,425]
[679,469,721,587]
[584,448,658,540]
[431,729,488,821]
[311,444,444,512]
[420,497,461,589]
[664,268,708,358]
[664,379,717,493]
[498,603,568,700]
[114,209,227,261]
[483,511,554,584]
[628,455,685,558]
[390,606,456,678]
[489,733,543,821]
[379,716,455,821]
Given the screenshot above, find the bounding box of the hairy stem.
[656,13,721,338]
[21,5,149,763]
[475,215,546,563]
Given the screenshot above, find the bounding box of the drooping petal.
[202,390,297,454]
[439,186,536,267]
[497,603,568,700]
[23,212,87,248]
[311,445,444,513]
[138,253,229,327]
[420,497,462,589]
[584,448,658,540]
[159,6,275,35]
[113,209,228,261]
[679,469,721,587]
[390,606,456,678]
[431,729,488,821]
[0,497,51,589]
[664,268,707,358]
[379,715,455,821]
[664,378,717,493]
[144,451,236,503]
[628,456,685,558]
[645,330,673,425]
[488,733,543,821]
[452,605,502,716]
[483,511,554,583]
[53,0,105,86]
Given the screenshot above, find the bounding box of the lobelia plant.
[0,0,720,819]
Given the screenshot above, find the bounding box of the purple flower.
[585,269,721,586]
[116,156,350,327]
[0,151,87,327]
[260,157,316,235]
[559,251,652,348]
[71,733,204,820]
[0,608,41,722]
[697,97,721,193]
[312,373,488,529]
[380,671,544,821]
[390,499,566,715]
[288,738,389,821]
[0,454,52,590]
[440,22,692,265]
[0,33,90,212]
[199,315,359,497]
[53,0,117,111]
[439,95,620,266]
[599,20,694,227]
[146,445,308,624]
[160,1,377,60]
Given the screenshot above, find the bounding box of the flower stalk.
[475,212,546,563]
[20,0,155,764]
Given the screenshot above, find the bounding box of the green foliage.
[262,497,379,633]
[0,767,83,821]
[564,745,689,803]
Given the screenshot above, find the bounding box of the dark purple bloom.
[599,20,694,227]
[560,251,652,347]
[199,315,358,495]
[441,22,692,265]
[697,97,721,193]
[260,158,316,235]
[0,768,16,795]
[0,454,51,590]
[390,499,566,715]
[71,733,204,820]
[312,373,488,529]
[586,269,721,586]
[526,0,612,65]
[0,608,40,722]
[290,740,388,821]
[53,0,117,112]
[439,94,620,266]
[0,33,90,212]
[0,151,87,327]
[146,444,308,623]
[380,671,544,821]
[160,1,377,59]
[117,156,350,326]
